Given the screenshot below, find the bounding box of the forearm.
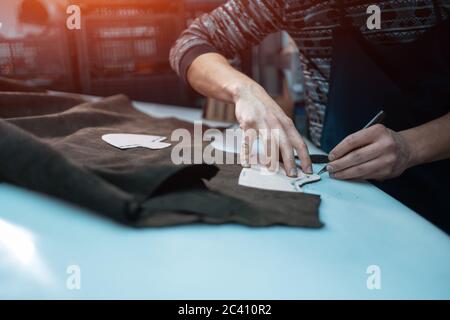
[170,0,286,80]
[187,52,264,104]
[401,112,450,167]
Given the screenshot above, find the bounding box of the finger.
[329,124,383,161]
[261,127,281,172]
[330,157,384,180]
[279,116,312,174]
[258,128,271,168]
[289,129,312,174]
[278,130,297,177]
[327,141,383,174]
[240,128,257,167]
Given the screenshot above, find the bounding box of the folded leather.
[0,92,322,228]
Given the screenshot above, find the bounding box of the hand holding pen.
[318,110,386,175]
[317,110,415,181]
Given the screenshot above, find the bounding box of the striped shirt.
[170,0,449,146]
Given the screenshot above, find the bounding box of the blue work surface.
[1,168,449,299]
[1,102,449,299]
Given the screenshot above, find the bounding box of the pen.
[363,110,386,129]
[317,110,386,175]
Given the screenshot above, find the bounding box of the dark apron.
[321,1,450,233]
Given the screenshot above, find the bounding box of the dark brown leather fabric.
[0,92,322,228]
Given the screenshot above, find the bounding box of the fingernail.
[289,168,298,177]
[327,165,334,173]
[329,153,335,161]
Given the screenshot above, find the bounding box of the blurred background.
[0,0,307,128]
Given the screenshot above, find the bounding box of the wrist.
[224,80,263,103]
[399,129,423,168]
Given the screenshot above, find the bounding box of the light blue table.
[1,101,449,299]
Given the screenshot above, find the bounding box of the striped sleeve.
[169,0,287,81]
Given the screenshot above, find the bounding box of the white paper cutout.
[102,133,171,150]
[238,165,321,192]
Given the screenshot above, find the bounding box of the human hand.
[234,83,312,176]
[326,124,413,181]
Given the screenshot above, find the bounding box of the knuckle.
[240,117,256,129]
[245,128,258,140]
[384,156,396,171]
[266,118,282,131]
[281,116,294,127]
[355,166,364,176]
[351,151,363,163]
[293,134,307,147]
[384,137,396,151]
[303,156,312,166]
[298,135,307,146]
[282,148,294,160]
[330,162,340,172]
[266,113,279,125]
[372,124,386,134]
[296,143,309,157]
[272,119,284,129]
[345,134,357,147]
